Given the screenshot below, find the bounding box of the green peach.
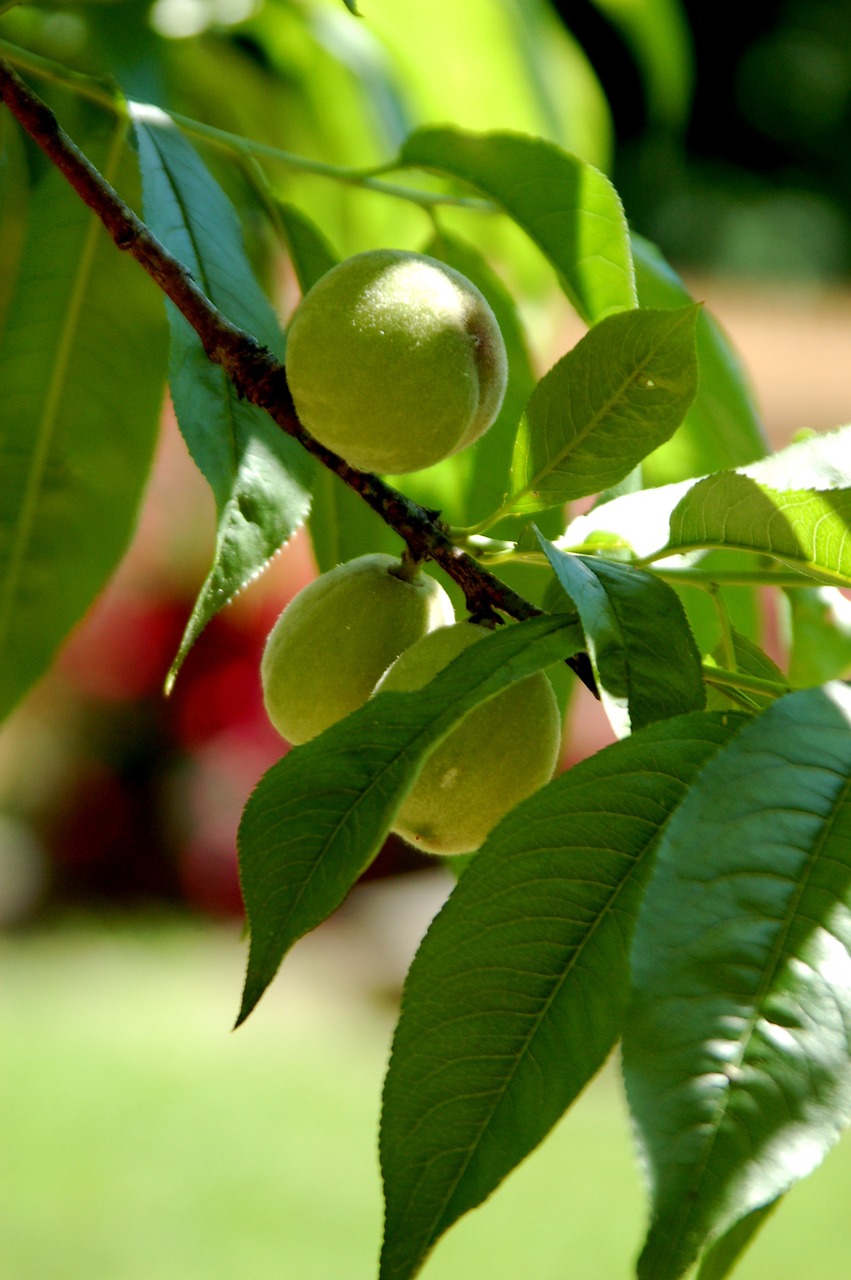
[261,553,455,745]
[285,249,508,474]
[375,621,562,855]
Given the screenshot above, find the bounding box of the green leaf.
[398,127,635,323]
[563,476,697,559]
[379,710,742,1280]
[632,234,767,483]
[664,473,851,586]
[783,587,851,686]
[705,629,790,711]
[623,683,851,1280]
[744,423,851,489]
[236,614,582,1026]
[506,305,699,514]
[563,424,851,565]
[695,1200,780,1280]
[366,0,611,168]
[0,138,166,724]
[308,466,403,574]
[590,0,694,128]
[133,109,313,686]
[0,114,29,340]
[539,537,704,734]
[275,201,338,294]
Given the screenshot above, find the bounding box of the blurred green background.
[3,0,851,1276]
[7,911,851,1279]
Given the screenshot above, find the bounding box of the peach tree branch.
[0,57,596,690]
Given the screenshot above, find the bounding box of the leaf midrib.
[384,750,721,1280]
[510,309,691,508]
[0,125,123,661]
[644,746,851,1279]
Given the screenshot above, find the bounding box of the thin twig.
[0,39,494,211]
[0,56,597,693]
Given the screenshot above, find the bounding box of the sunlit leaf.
[133,108,313,686]
[399,127,635,322]
[0,138,166,724]
[540,536,704,735]
[633,234,767,483]
[624,682,851,1280]
[506,305,698,514]
[379,710,742,1280]
[744,424,851,490]
[665,473,851,586]
[237,615,582,1025]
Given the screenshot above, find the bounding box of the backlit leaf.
[399,127,635,322]
[507,305,699,513]
[633,234,767,483]
[665,473,851,586]
[783,587,851,687]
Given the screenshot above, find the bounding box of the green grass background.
[4,906,851,1280]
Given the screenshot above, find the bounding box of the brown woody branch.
[0,57,596,690]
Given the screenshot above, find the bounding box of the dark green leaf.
[133,109,313,685]
[0,114,29,340]
[633,234,767,483]
[666,473,851,586]
[379,711,742,1280]
[695,1200,780,1280]
[623,683,851,1280]
[0,143,166,724]
[539,537,704,734]
[236,614,582,1026]
[506,305,699,513]
[399,127,636,322]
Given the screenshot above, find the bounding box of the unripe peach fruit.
[375,621,561,855]
[285,249,508,474]
[261,553,454,744]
